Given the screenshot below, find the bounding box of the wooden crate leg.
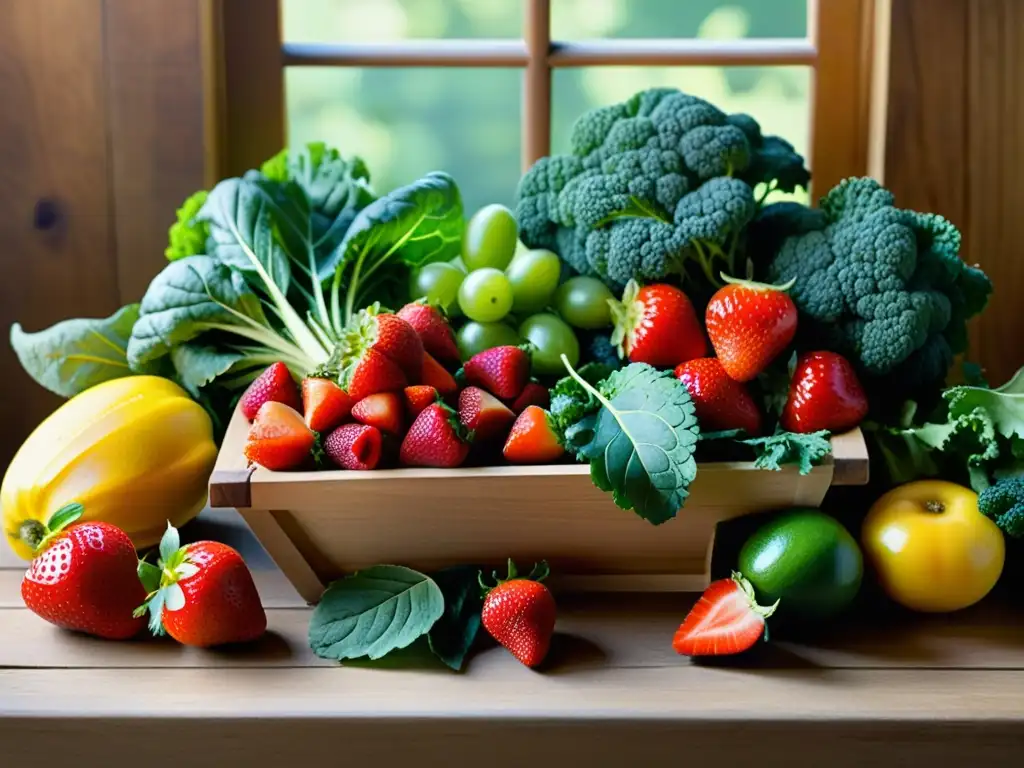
[238,509,326,604]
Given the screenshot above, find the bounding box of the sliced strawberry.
[397,301,460,364]
[351,392,404,436]
[674,358,762,435]
[672,573,778,657]
[342,347,408,402]
[503,406,565,464]
[458,386,516,442]
[404,385,439,419]
[421,352,458,397]
[243,401,316,471]
[400,402,471,468]
[301,377,353,433]
[240,362,301,421]
[324,423,383,470]
[463,345,530,400]
[508,380,550,415]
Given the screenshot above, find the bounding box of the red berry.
[324,423,383,471]
[458,386,516,442]
[342,347,408,402]
[397,301,460,365]
[399,403,471,468]
[672,574,777,657]
[404,385,439,419]
[781,351,869,434]
[243,401,316,471]
[463,346,530,400]
[508,381,550,415]
[240,362,301,421]
[351,392,404,436]
[610,281,706,368]
[705,278,797,382]
[301,377,353,433]
[674,358,762,435]
[481,561,557,668]
[503,406,565,464]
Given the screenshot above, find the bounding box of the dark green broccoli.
[978,477,1024,538]
[579,330,623,370]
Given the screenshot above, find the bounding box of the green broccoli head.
[978,476,1024,538]
[727,113,811,193]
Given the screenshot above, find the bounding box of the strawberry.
[341,347,408,401]
[674,357,762,435]
[781,350,869,434]
[399,402,471,468]
[421,352,458,397]
[397,300,460,364]
[324,423,383,470]
[20,504,146,640]
[509,380,550,415]
[301,377,353,432]
[404,385,439,418]
[243,401,316,471]
[341,305,425,381]
[239,362,301,420]
[463,345,530,400]
[609,280,706,368]
[137,524,266,648]
[705,276,797,382]
[503,406,565,464]
[351,392,404,436]
[672,572,778,657]
[458,386,516,442]
[480,560,556,668]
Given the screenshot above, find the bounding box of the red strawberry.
[342,306,425,380]
[672,573,778,657]
[243,401,316,471]
[421,352,458,397]
[781,351,869,434]
[509,381,550,414]
[503,406,565,464]
[351,392,404,435]
[397,300,460,364]
[609,280,706,368]
[480,560,556,668]
[239,362,301,420]
[458,386,516,442]
[138,524,266,648]
[399,402,471,468]
[404,385,439,418]
[674,358,762,435]
[324,423,383,470]
[20,505,146,640]
[705,277,797,382]
[463,345,530,400]
[301,377,353,432]
[342,347,408,401]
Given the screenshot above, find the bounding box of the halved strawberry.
[243,402,316,471]
[421,352,458,397]
[463,345,529,400]
[342,347,408,402]
[240,362,301,421]
[503,406,564,464]
[397,301,460,365]
[324,423,383,470]
[301,377,353,433]
[509,380,550,415]
[351,392,404,436]
[458,386,516,442]
[672,573,779,657]
[341,305,425,381]
[400,402,471,468]
[404,385,439,419]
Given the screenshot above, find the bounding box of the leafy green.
[549,361,616,435]
[561,358,700,525]
[165,191,210,262]
[11,304,140,397]
[426,565,484,671]
[308,565,445,662]
[741,430,832,474]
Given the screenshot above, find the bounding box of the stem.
[218,369,264,391]
[560,354,615,413]
[307,314,336,350]
[203,322,317,368]
[330,267,344,336]
[344,244,371,325]
[690,241,719,286]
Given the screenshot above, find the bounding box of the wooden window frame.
[210,0,882,199]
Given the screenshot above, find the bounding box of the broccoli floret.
[978,477,1024,538]
[579,331,624,370]
[727,113,810,194]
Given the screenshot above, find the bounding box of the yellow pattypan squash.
[2,376,217,560]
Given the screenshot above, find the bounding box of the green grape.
[519,313,580,376]
[456,321,522,360]
[506,248,561,314]
[409,262,465,312]
[554,276,616,329]
[462,204,518,271]
[457,267,514,323]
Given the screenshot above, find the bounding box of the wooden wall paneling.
[0,0,121,467]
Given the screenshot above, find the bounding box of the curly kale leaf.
[740,430,832,474]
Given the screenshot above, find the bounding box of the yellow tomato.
[861,480,1004,612]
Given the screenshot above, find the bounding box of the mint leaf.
[309,565,445,661]
[742,430,831,474]
[427,565,484,671]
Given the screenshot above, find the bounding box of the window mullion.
[523,0,552,171]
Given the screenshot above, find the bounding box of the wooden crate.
[210,407,870,604]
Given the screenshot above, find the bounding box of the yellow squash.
[2,376,217,560]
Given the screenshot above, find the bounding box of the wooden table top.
[3,511,1024,767]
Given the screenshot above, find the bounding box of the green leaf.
[10,304,140,397]
[159,522,180,563]
[47,503,84,532]
[308,565,445,661]
[427,565,484,672]
[564,360,700,525]
[285,141,376,221]
[741,430,832,474]
[549,361,615,436]
[170,343,245,397]
[166,190,210,262]
[138,560,162,594]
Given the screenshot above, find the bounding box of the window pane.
[551,66,811,203]
[551,0,807,40]
[286,67,522,212]
[282,0,523,43]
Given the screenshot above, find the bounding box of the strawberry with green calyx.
[672,572,779,657]
[421,352,458,397]
[301,376,353,432]
[503,406,565,464]
[240,362,302,421]
[609,280,706,368]
[340,303,425,381]
[21,504,148,640]
[136,523,266,648]
[397,300,460,365]
[400,402,472,468]
[480,559,556,668]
